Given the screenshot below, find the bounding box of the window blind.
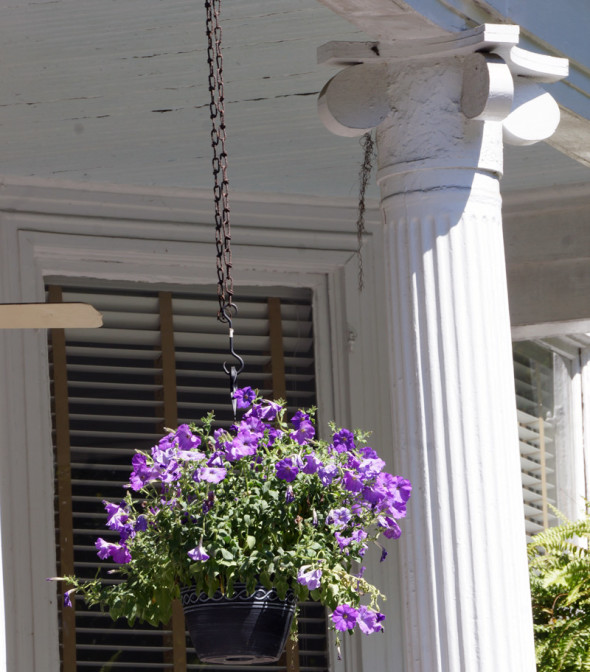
[513,341,557,538]
[49,283,327,672]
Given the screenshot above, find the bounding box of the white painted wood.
[503,80,561,146]
[582,349,590,503]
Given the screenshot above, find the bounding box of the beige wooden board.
[0,303,103,329]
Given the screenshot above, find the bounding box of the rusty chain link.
[205,0,234,323]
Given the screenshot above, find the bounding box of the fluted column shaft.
[377,58,534,671]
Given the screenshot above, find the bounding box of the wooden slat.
[158,291,187,672]
[0,302,102,329]
[48,285,77,672]
[268,297,287,402]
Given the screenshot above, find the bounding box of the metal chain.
[356,132,375,292]
[205,0,234,323]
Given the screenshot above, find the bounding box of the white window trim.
[0,177,396,672]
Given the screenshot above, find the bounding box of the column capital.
[318,23,568,147]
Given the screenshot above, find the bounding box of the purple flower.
[342,470,364,493]
[188,538,210,562]
[233,386,256,410]
[246,400,281,422]
[129,453,158,491]
[335,531,352,550]
[327,507,351,527]
[104,501,129,531]
[285,485,295,503]
[379,545,388,562]
[111,544,132,564]
[317,464,338,486]
[302,453,321,474]
[291,420,315,445]
[297,567,322,590]
[134,515,148,533]
[378,516,402,539]
[195,466,227,483]
[291,410,310,430]
[64,589,74,608]
[174,424,201,452]
[332,428,355,453]
[331,605,359,631]
[95,537,115,560]
[358,457,386,479]
[357,606,385,634]
[275,457,301,482]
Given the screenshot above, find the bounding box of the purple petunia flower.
[297,567,322,590]
[302,453,321,474]
[327,507,352,527]
[267,427,283,447]
[110,544,132,564]
[233,386,256,410]
[104,501,129,531]
[195,466,227,483]
[95,537,115,560]
[188,538,210,562]
[291,420,315,445]
[378,516,402,539]
[174,424,201,452]
[357,606,385,634]
[317,463,338,486]
[134,515,148,533]
[332,428,355,453]
[331,604,359,631]
[129,453,158,491]
[291,410,310,430]
[64,589,74,608]
[285,485,295,503]
[275,457,301,482]
[342,470,364,493]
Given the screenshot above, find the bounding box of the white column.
[318,25,568,672]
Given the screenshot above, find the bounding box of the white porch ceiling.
[0,0,588,199]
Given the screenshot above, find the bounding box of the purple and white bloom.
[297,566,322,590]
[233,386,256,409]
[317,463,338,486]
[327,507,352,528]
[285,485,295,503]
[358,457,386,479]
[331,604,359,631]
[64,589,74,608]
[104,501,129,531]
[357,606,385,634]
[275,457,301,482]
[188,538,210,562]
[195,466,227,483]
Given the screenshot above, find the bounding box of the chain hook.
[221,307,245,420]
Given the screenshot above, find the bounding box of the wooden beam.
[268,298,287,401]
[158,291,187,672]
[0,302,102,329]
[48,285,77,672]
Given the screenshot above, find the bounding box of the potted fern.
[528,507,590,672]
[52,388,411,664]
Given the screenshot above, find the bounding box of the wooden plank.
[158,291,187,672]
[48,285,77,672]
[0,302,102,329]
[268,297,287,401]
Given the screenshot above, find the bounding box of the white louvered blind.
[49,283,328,672]
[513,341,557,538]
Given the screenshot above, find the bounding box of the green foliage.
[528,507,590,671]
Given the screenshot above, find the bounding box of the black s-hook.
[221,308,245,420]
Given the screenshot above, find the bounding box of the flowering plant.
[56,388,411,643]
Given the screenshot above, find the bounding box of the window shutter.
[513,342,557,538]
[50,283,327,672]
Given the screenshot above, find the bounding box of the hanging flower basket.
[180,583,296,664]
[52,388,412,658]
